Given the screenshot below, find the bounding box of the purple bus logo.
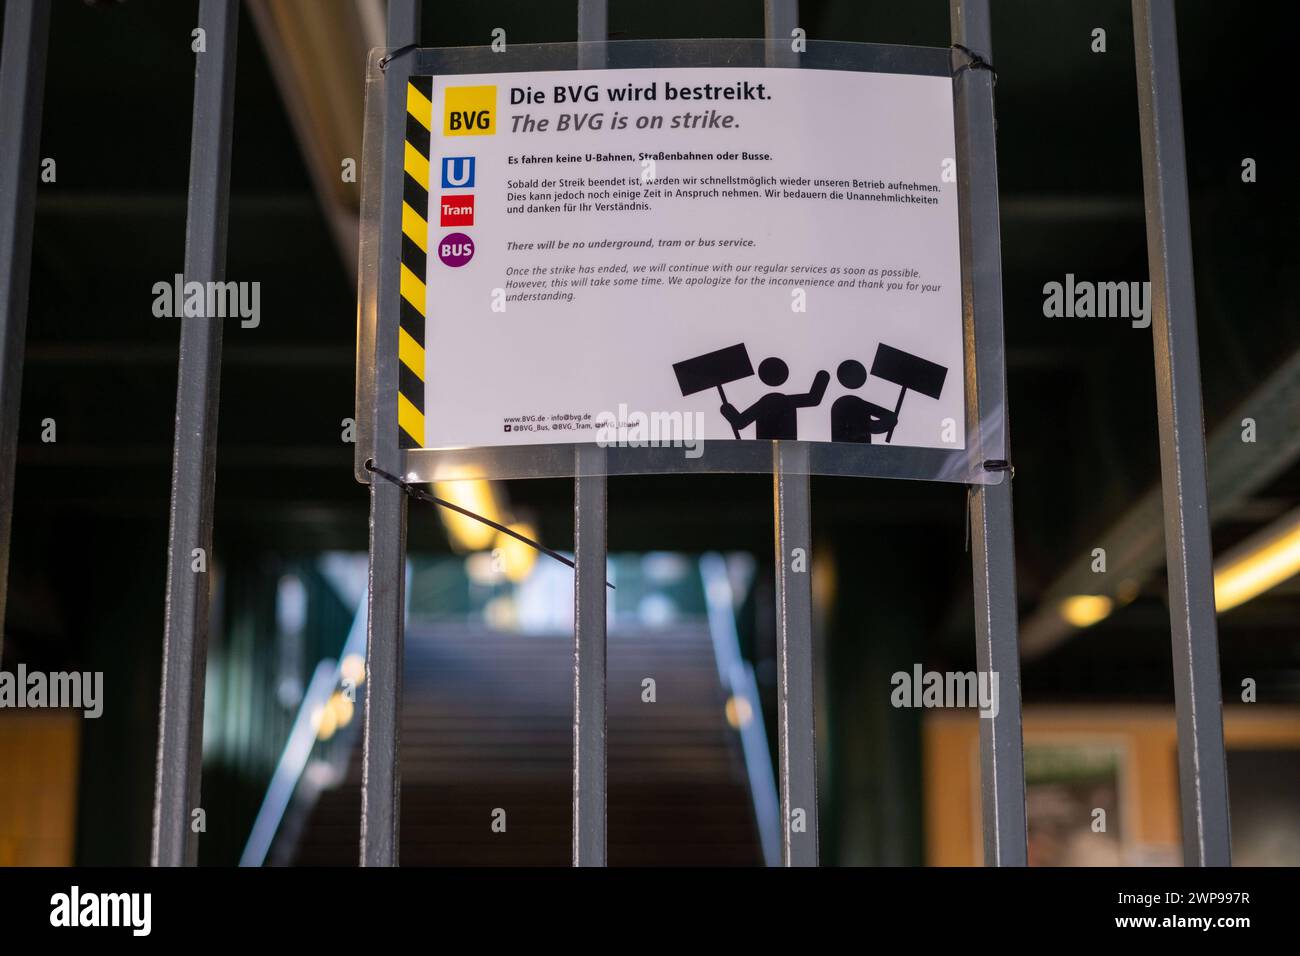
[438,232,475,267]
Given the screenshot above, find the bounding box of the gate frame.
[0,0,1232,870]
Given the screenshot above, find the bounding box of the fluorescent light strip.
[1213,506,1300,613]
[1056,504,1300,629]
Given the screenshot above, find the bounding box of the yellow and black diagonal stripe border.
[398,75,433,449]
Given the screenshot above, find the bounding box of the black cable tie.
[378,44,418,72]
[365,460,615,589]
[982,458,1014,478]
[951,43,998,85]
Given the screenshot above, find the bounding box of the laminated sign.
[390,57,966,471]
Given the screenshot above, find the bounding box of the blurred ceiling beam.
[1021,347,1300,658]
[245,0,385,283]
[244,2,527,562]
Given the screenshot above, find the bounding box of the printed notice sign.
[405,65,964,453]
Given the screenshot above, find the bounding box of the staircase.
[290,616,765,865]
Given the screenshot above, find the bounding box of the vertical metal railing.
[764,0,820,869]
[572,0,610,870]
[117,0,1229,873]
[1131,0,1231,867]
[152,0,240,868]
[772,441,819,866]
[359,0,420,868]
[950,0,1029,866]
[572,445,608,866]
[0,0,50,663]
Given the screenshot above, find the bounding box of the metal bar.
[151,0,239,868]
[573,445,608,866]
[951,0,1029,867]
[764,0,798,50]
[577,0,607,61]
[359,0,419,868]
[1131,0,1231,867]
[764,0,799,69]
[0,0,51,662]
[571,0,609,869]
[772,442,818,866]
[763,0,817,869]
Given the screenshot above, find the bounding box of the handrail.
[699,553,780,867]
[239,592,368,867]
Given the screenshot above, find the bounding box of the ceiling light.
[431,477,504,552]
[1214,506,1300,613]
[1057,594,1114,628]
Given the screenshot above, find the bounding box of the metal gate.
[0,0,1230,867]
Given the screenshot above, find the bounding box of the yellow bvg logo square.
[444,85,496,136]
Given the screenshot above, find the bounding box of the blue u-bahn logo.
[440,156,475,189]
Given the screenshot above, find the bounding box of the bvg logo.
[444,85,496,136]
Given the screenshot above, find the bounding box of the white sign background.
[421,65,964,451]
